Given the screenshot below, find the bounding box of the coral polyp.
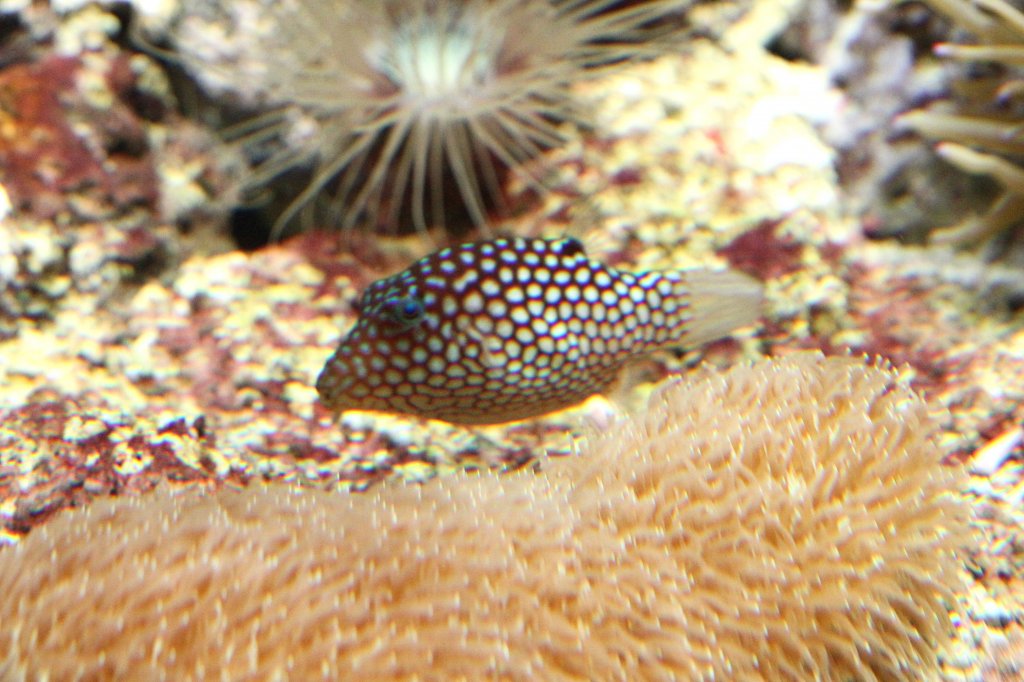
[201,0,692,236]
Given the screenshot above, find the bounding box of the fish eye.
[399,298,423,319]
[381,296,426,331]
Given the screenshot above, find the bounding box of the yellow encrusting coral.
[0,353,970,680]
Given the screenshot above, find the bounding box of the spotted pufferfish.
[317,237,763,425]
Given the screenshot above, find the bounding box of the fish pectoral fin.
[455,316,503,371]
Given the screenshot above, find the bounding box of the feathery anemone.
[0,353,970,679]
[897,0,1024,245]
[206,0,692,237]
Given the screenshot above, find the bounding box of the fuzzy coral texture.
[0,353,969,680]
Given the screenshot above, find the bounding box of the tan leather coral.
[0,352,970,680]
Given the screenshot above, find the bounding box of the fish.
[316,236,763,425]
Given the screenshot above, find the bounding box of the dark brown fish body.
[317,237,762,425]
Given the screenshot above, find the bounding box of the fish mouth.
[315,362,356,409]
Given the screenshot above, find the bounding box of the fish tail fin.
[676,268,764,348]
